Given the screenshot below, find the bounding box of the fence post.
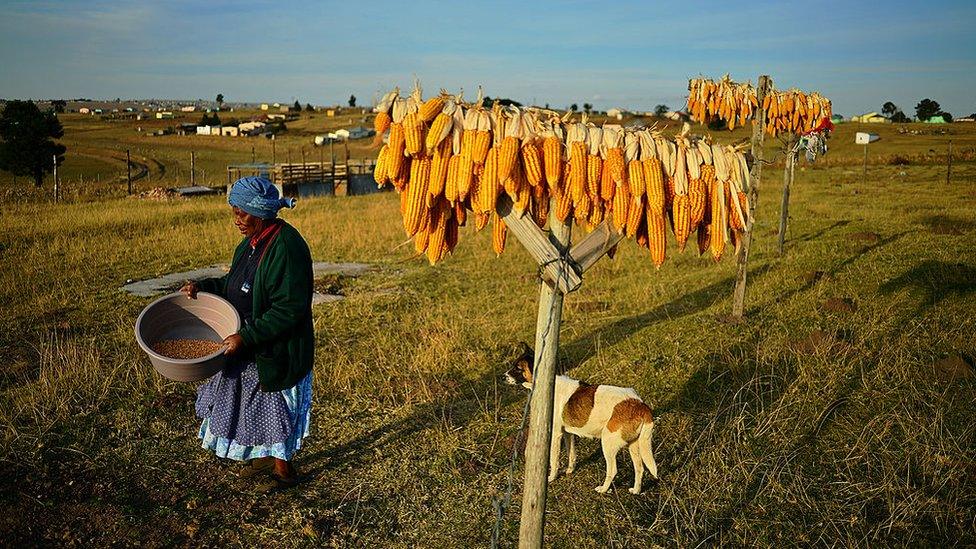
[947,138,952,185]
[53,154,59,203]
[190,151,196,186]
[732,74,771,319]
[126,149,132,195]
[777,142,796,254]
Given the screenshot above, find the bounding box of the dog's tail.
[637,419,658,479]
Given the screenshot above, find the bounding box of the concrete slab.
[123,262,372,306]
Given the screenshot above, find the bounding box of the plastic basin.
[134,292,240,382]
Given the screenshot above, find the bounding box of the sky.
[1,0,974,117]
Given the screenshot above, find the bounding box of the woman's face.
[232,207,265,237]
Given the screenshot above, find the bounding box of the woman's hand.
[222,333,245,356]
[180,281,199,299]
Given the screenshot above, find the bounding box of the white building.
[220,126,239,137]
[606,108,624,120]
[196,125,218,136]
[156,111,174,119]
[180,106,197,112]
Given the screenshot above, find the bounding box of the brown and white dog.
[505,344,658,494]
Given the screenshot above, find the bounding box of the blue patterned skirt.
[195,360,312,461]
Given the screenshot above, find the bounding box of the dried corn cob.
[427,139,451,206]
[403,156,431,236]
[628,160,645,198]
[403,112,425,157]
[647,211,666,268]
[587,153,602,199]
[492,215,507,256]
[478,148,499,214]
[473,130,491,164]
[444,154,460,204]
[600,158,616,202]
[388,122,406,177]
[426,199,448,264]
[625,195,644,238]
[569,141,587,203]
[521,142,543,187]
[543,136,562,189]
[475,211,490,232]
[531,184,549,229]
[426,112,453,152]
[374,145,390,186]
[374,111,392,137]
[672,194,691,250]
[644,158,665,214]
[612,182,630,233]
[688,176,707,227]
[419,95,446,123]
[553,188,572,222]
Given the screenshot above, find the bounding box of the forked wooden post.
[517,214,570,549]
[732,74,772,319]
[493,195,622,548]
[777,140,797,254]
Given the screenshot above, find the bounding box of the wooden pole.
[777,142,796,254]
[862,144,867,178]
[190,151,196,186]
[272,137,276,165]
[126,149,132,195]
[53,154,59,203]
[302,147,307,183]
[518,213,572,549]
[732,74,771,319]
[947,138,952,184]
[251,145,255,164]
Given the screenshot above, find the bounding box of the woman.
[180,176,314,491]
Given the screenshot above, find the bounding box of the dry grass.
[0,126,974,545]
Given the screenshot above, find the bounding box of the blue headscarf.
[228,176,296,219]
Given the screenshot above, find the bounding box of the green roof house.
[922,115,947,124]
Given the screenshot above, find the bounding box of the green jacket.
[198,221,314,391]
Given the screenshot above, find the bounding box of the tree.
[305,103,315,112]
[292,100,302,112]
[583,103,592,114]
[941,111,953,123]
[0,100,66,187]
[570,103,578,112]
[654,104,669,117]
[216,93,224,106]
[200,112,221,126]
[915,99,941,121]
[881,101,898,116]
[348,95,357,108]
[890,110,910,123]
[51,100,67,113]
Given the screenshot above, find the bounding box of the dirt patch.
[573,301,610,313]
[823,297,857,314]
[920,215,974,236]
[314,273,347,296]
[714,313,745,325]
[790,329,853,355]
[932,354,974,381]
[800,270,828,284]
[850,232,879,244]
[132,187,181,200]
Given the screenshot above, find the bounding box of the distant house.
[955,117,975,123]
[347,126,374,139]
[79,107,91,114]
[831,114,845,124]
[196,125,218,136]
[94,109,103,114]
[922,115,947,124]
[266,113,286,121]
[326,109,336,117]
[220,126,239,137]
[279,106,290,113]
[260,103,269,111]
[180,106,196,112]
[664,111,690,122]
[239,121,266,134]
[606,108,624,120]
[156,111,174,119]
[851,112,888,123]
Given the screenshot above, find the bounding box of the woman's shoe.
[238,457,275,479]
[254,472,301,493]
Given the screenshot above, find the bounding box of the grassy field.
[0,118,975,546]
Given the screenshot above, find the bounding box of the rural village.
[1,2,974,548]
